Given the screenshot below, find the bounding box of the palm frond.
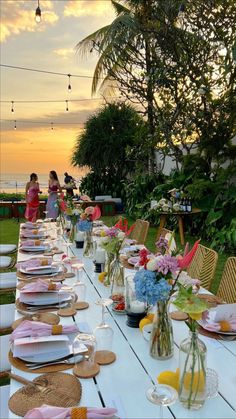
[111,0,131,15]
[76,25,111,58]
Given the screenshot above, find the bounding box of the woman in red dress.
[25,173,40,222]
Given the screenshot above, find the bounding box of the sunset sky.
[0,0,116,175]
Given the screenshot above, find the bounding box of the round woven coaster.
[170,311,188,321]
[73,302,89,310]
[73,360,100,378]
[64,272,75,279]
[12,313,60,330]
[94,350,116,365]
[57,307,77,317]
[8,372,82,417]
[8,351,73,374]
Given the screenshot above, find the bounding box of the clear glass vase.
[150,301,174,360]
[83,230,94,258]
[110,253,124,301]
[103,252,114,286]
[179,331,207,410]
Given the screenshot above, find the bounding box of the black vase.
[75,240,84,249]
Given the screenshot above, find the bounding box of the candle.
[94,249,106,263]
[75,231,84,241]
[130,300,146,313]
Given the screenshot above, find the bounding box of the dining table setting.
[6,217,236,419]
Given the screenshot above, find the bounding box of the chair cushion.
[0,272,17,289]
[0,244,17,254]
[0,256,12,268]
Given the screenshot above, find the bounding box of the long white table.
[8,226,236,418]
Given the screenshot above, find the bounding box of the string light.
[11,101,14,113]
[111,125,114,130]
[35,0,41,23]
[51,122,54,130]
[118,105,122,110]
[65,100,69,111]
[67,74,72,92]
[14,120,17,130]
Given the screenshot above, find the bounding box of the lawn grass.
[0,216,229,299]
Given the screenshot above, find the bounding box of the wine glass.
[64,237,73,257]
[146,384,178,419]
[93,298,114,351]
[57,285,76,318]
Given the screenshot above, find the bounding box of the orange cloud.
[0,0,58,42]
[64,0,114,18]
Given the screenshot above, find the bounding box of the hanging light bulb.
[67,74,72,92]
[136,122,139,126]
[14,120,17,130]
[66,100,69,111]
[111,125,114,131]
[11,101,14,113]
[35,0,41,23]
[51,122,54,130]
[118,105,122,110]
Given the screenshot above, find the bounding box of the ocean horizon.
[0,172,82,193]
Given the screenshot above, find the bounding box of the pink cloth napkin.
[24,405,118,419]
[17,258,52,270]
[201,314,236,332]
[10,320,78,342]
[20,278,61,293]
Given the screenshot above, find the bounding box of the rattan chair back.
[217,257,236,303]
[129,219,150,244]
[187,244,218,290]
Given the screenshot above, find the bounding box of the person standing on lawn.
[25,173,41,222]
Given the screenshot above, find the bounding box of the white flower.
[159,198,167,206]
[162,204,170,212]
[118,232,126,239]
[146,257,159,271]
[173,203,181,211]
[100,236,109,244]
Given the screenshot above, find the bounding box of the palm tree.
[76,0,157,171]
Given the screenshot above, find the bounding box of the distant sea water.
[0,173,81,194]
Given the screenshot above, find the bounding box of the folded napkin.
[20,240,43,247]
[23,229,40,235]
[24,405,117,419]
[17,257,53,270]
[20,278,61,292]
[201,313,236,333]
[10,320,78,342]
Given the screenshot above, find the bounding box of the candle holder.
[125,275,147,328]
[75,240,84,249]
[94,262,105,273]
[75,231,85,249]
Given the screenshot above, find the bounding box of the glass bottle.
[178,331,207,410]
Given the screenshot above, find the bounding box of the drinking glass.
[206,368,218,399]
[93,298,114,351]
[146,384,178,419]
[73,333,97,367]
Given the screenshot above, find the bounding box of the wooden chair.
[187,244,218,290]
[216,257,236,303]
[129,219,150,245]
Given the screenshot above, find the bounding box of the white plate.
[20,246,50,252]
[20,293,72,305]
[198,320,236,335]
[20,266,60,276]
[19,349,71,363]
[128,256,140,266]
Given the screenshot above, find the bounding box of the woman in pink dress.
[46,170,62,220]
[25,173,40,222]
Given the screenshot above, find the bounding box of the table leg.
[177,215,185,246]
[156,215,167,240]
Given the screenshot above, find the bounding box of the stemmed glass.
[64,237,73,257]
[93,298,114,351]
[146,384,178,419]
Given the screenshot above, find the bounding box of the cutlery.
[8,372,52,395]
[8,372,78,407]
[26,354,85,369]
[220,335,236,341]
